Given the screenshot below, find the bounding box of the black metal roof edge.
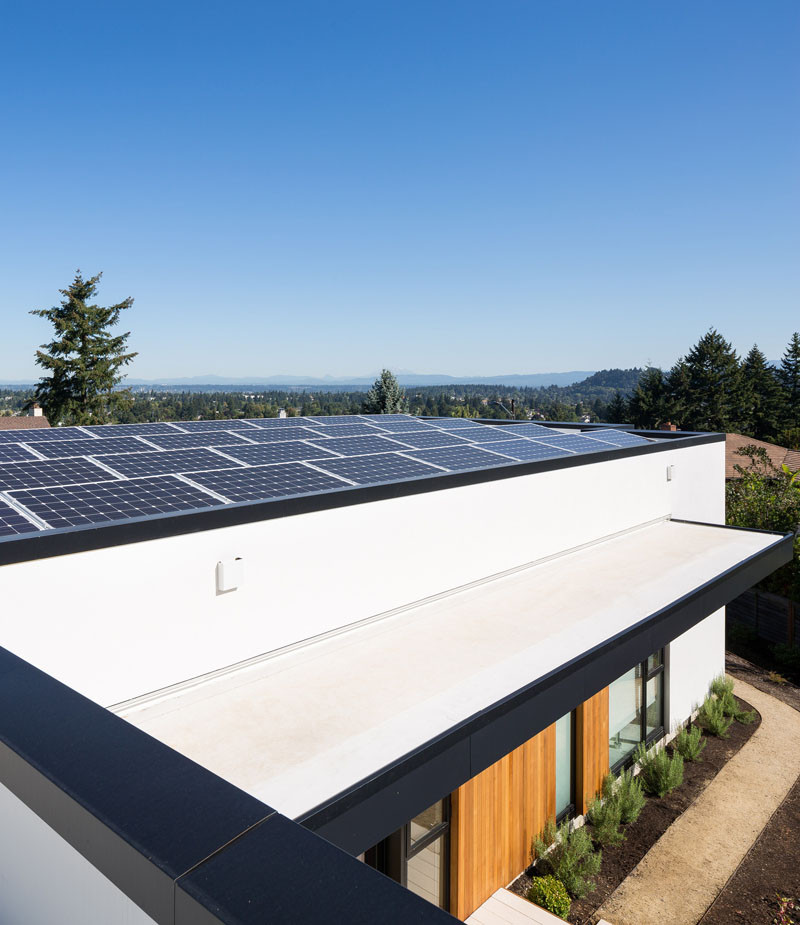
[0,429,724,567]
[0,646,455,924]
[297,524,792,852]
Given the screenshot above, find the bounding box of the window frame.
[610,650,665,774]
[555,710,576,823]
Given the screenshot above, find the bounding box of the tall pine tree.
[778,332,800,433]
[605,391,628,424]
[741,345,781,440]
[31,271,137,425]
[628,367,667,428]
[362,369,409,414]
[680,329,744,432]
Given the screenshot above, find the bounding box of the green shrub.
[533,818,602,899]
[698,694,733,738]
[773,643,800,676]
[634,742,684,797]
[710,675,734,699]
[613,768,646,824]
[526,875,571,920]
[587,792,624,846]
[674,724,707,762]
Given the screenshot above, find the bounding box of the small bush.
[526,875,571,920]
[674,724,707,762]
[710,675,734,699]
[698,694,733,738]
[772,644,800,677]
[614,768,646,824]
[533,818,602,900]
[634,742,684,797]
[737,708,758,724]
[587,792,624,846]
[769,671,788,685]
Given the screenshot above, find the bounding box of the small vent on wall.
[216,558,243,593]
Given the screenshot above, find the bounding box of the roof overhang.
[117,517,791,854]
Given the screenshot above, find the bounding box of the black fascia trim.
[298,526,792,854]
[0,431,724,567]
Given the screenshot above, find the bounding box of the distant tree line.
[614,330,800,447]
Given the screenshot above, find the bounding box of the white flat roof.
[116,519,778,820]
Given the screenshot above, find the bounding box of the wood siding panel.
[576,687,610,813]
[449,724,556,920]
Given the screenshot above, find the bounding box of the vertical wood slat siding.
[449,724,556,920]
[576,687,610,813]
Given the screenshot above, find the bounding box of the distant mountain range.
[116,371,597,388]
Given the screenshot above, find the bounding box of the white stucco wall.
[665,438,727,727]
[0,783,156,925]
[0,439,726,709]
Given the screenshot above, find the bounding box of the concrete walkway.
[597,677,800,925]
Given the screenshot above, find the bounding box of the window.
[609,650,664,771]
[405,799,450,908]
[554,711,575,820]
[365,798,450,911]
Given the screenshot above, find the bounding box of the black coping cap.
[176,812,457,924]
[0,646,274,923]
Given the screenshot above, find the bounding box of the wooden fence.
[727,589,799,648]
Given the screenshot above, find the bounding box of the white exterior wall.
[0,783,156,925]
[0,440,726,711]
[664,439,727,727]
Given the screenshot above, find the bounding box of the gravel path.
[595,677,800,925]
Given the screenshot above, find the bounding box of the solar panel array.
[0,417,653,540]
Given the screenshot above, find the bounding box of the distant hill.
[119,370,597,388]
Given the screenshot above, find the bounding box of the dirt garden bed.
[509,693,760,925]
[695,654,800,925]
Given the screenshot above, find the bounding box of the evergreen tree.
[664,358,691,427]
[31,271,137,425]
[362,369,409,414]
[628,367,667,428]
[605,391,628,423]
[680,329,744,432]
[741,345,782,440]
[778,332,800,433]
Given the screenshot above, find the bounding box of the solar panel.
[81,423,184,437]
[247,417,322,428]
[356,414,416,422]
[479,440,574,462]
[366,420,439,434]
[143,432,253,450]
[0,426,88,443]
[33,437,155,459]
[215,442,339,465]
[0,444,41,463]
[388,431,473,450]
[306,415,366,425]
[425,418,485,429]
[187,463,349,503]
[586,429,651,447]
[450,426,521,443]
[0,498,41,537]
[402,445,512,472]
[93,448,244,478]
[305,422,382,437]
[170,420,259,432]
[236,427,326,443]
[500,423,558,438]
[305,435,412,456]
[313,453,442,485]
[0,458,116,492]
[531,434,617,454]
[9,476,223,530]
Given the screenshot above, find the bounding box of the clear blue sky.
[1,0,798,380]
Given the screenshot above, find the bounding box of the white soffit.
[116,519,779,820]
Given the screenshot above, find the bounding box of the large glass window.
[609,651,665,770]
[554,711,574,820]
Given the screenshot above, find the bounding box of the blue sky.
[1,1,798,380]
